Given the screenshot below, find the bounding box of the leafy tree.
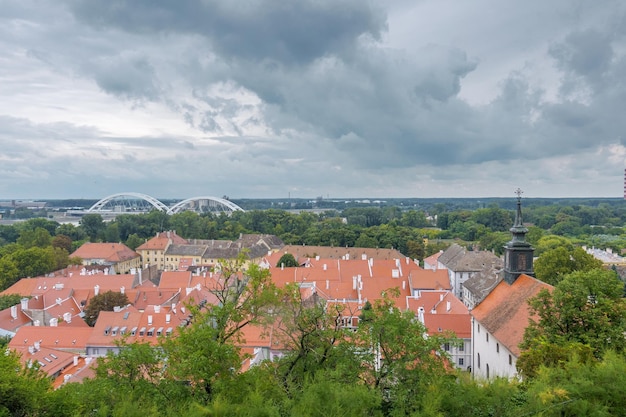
[478,231,510,255]
[534,246,602,285]
[355,292,453,415]
[80,213,106,242]
[56,223,87,242]
[0,225,19,245]
[0,258,19,290]
[354,233,378,248]
[526,225,544,245]
[520,351,626,416]
[104,222,121,243]
[16,227,52,248]
[84,291,130,326]
[471,206,512,231]
[15,218,59,235]
[534,235,573,256]
[276,253,298,267]
[275,285,361,395]
[0,349,52,416]
[162,255,279,400]
[405,239,425,260]
[125,233,144,251]
[0,293,23,310]
[51,234,73,253]
[521,268,626,367]
[8,246,56,279]
[400,210,429,228]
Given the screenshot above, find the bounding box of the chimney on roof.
[446,301,451,312]
[323,264,327,271]
[21,298,28,310]
[73,356,79,366]
[417,307,425,324]
[33,320,40,326]
[50,318,58,327]
[148,315,153,325]
[166,314,171,323]
[353,276,357,290]
[63,312,72,323]
[10,305,17,319]
[120,286,125,294]
[94,285,100,296]
[326,280,329,290]
[154,305,161,313]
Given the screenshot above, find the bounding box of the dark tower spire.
[503,188,534,284]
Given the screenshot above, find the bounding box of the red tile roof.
[12,345,76,378]
[136,231,187,251]
[407,291,471,338]
[9,326,94,352]
[71,243,139,263]
[408,268,451,290]
[0,304,31,333]
[471,274,552,356]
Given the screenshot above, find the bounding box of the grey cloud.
[68,0,386,65]
[92,54,161,101]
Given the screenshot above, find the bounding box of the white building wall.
[444,338,472,371]
[471,318,518,380]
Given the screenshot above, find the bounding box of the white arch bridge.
[86,193,244,215]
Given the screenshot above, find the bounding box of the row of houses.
[69,232,285,274]
[1,198,550,385]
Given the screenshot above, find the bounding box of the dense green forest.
[2,200,626,416]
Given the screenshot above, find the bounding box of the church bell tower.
[503,188,534,284]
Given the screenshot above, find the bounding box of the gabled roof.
[0,304,31,333]
[9,326,94,352]
[12,345,75,378]
[462,266,503,306]
[136,231,188,251]
[408,268,451,290]
[423,251,443,268]
[275,245,407,261]
[471,274,552,356]
[86,303,204,347]
[165,244,207,257]
[438,244,502,272]
[159,271,193,289]
[71,243,140,263]
[236,234,285,251]
[407,291,471,338]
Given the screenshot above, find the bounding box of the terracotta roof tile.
[71,243,140,263]
[471,274,552,356]
[408,268,451,290]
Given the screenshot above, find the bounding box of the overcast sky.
[1,0,625,200]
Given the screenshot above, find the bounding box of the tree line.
[3,201,626,290]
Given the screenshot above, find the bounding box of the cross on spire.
[515,188,523,199]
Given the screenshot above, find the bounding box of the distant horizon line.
[1,196,624,201]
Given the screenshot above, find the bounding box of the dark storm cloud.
[68,0,386,65]
[3,0,626,198]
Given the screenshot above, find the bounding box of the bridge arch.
[167,196,244,215]
[87,192,169,213]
